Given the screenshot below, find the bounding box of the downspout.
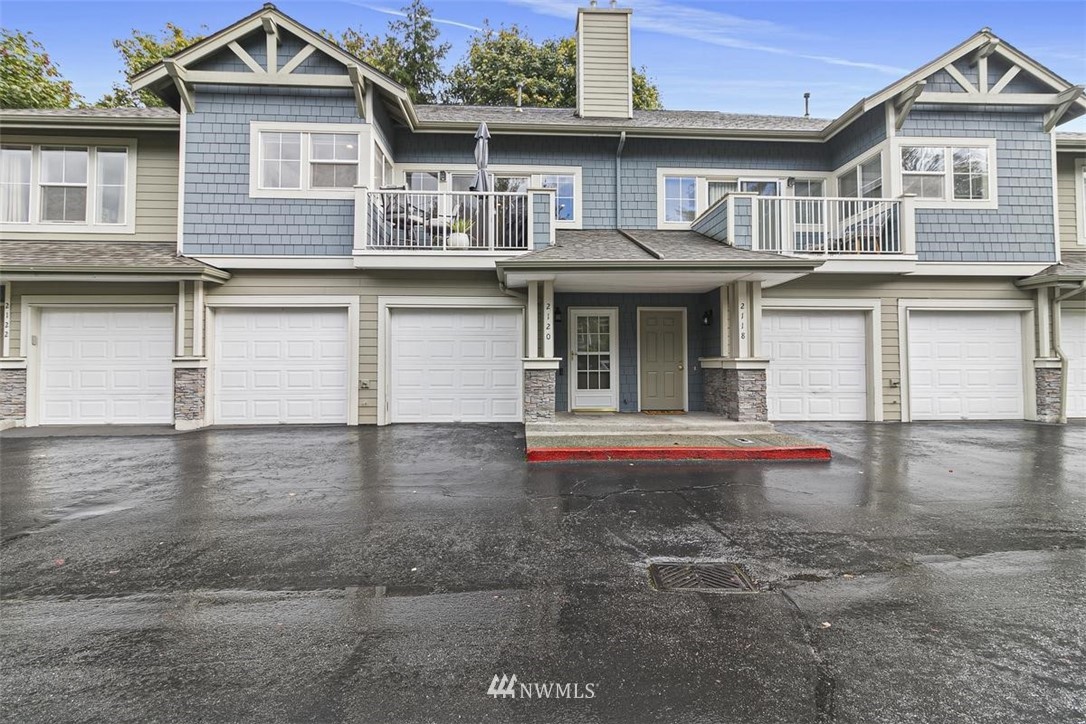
[615,131,627,228]
[1052,281,1086,424]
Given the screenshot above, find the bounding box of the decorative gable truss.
[130,4,416,127]
[854,30,1086,132]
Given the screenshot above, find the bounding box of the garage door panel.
[908,310,1024,421]
[214,308,349,425]
[390,308,522,423]
[763,310,869,421]
[40,308,174,425]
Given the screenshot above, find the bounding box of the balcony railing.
[354,189,535,252]
[692,193,916,257]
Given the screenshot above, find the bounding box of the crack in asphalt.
[778,588,837,723]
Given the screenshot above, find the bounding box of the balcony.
[353,189,554,261]
[692,193,917,258]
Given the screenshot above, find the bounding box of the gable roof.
[824,29,1086,139]
[130,3,415,124]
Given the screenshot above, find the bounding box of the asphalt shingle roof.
[415,105,830,133]
[511,230,816,264]
[0,240,224,275]
[1029,251,1086,280]
[0,107,178,120]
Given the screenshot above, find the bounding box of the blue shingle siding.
[183,85,362,255]
[731,196,753,249]
[900,106,1055,262]
[294,48,348,76]
[828,107,886,168]
[691,199,728,242]
[370,93,396,154]
[553,293,716,412]
[925,68,970,94]
[532,193,552,249]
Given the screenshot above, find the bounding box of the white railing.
[751,196,911,255]
[355,189,530,252]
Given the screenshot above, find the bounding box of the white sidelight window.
[891,137,997,208]
[0,142,133,231]
[664,176,697,223]
[250,122,365,198]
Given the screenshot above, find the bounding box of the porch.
[496,230,825,427]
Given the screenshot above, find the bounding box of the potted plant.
[447,218,473,249]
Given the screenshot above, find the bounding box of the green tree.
[0,29,83,109]
[329,0,450,104]
[445,24,661,110]
[97,23,203,107]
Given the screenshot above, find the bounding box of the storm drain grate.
[648,562,757,593]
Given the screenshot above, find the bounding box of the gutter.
[495,259,821,272]
[0,117,179,132]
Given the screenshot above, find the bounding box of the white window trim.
[1075,158,1086,245]
[889,136,999,210]
[0,136,137,234]
[249,121,369,200]
[395,163,583,229]
[655,167,831,228]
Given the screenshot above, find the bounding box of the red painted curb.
[526,446,832,463]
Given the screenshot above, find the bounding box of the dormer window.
[0,142,134,232]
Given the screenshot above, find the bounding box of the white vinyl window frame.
[888,137,999,210]
[0,137,137,234]
[249,121,370,200]
[656,167,831,229]
[395,163,583,229]
[1075,158,1086,245]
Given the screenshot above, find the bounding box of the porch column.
[523,280,560,423]
[173,280,210,431]
[699,280,769,422]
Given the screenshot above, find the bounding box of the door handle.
[678,364,684,371]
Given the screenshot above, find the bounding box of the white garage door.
[908,311,1024,420]
[762,310,868,421]
[39,307,174,424]
[214,308,349,424]
[1063,309,1086,419]
[390,308,522,422]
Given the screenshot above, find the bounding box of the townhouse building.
[1,3,1084,430]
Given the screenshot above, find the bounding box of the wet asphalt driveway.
[1,422,1084,724]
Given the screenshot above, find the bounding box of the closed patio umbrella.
[470,122,492,247]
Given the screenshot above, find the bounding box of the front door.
[569,309,619,411]
[639,309,685,411]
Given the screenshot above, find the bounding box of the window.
[898,143,993,204]
[310,133,358,189]
[250,123,364,198]
[540,174,575,221]
[0,147,32,223]
[793,179,825,224]
[839,154,883,198]
[0,142,132,230]
[406,171,439,191]
[495,175,530,193]
[708,180,738,206]
[1078,159,1086,245]
[664,176,697,223]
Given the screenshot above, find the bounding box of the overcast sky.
[4,0,1085,128]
